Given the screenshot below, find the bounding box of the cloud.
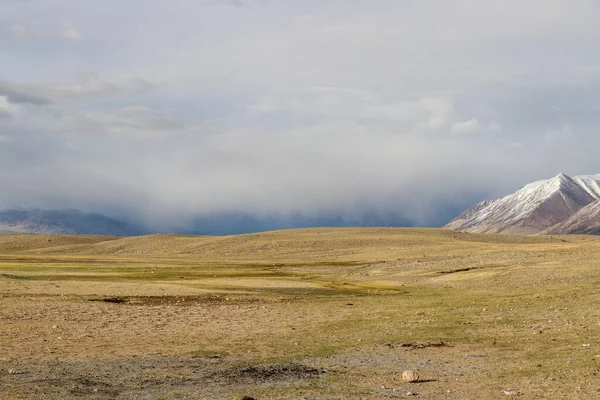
[39,75,156,98]
[381,97,457,130]
[201,0,244,6]
[8,23,84,41]
[0,81,51,105]
[249,88,457,131]
[0,96,19,117]
[57,106,187,139]
[59,24,84,41]
[450,118,482,135]
[488,121,503,132]
[2,0,600,232]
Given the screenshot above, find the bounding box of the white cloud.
[488,121,503,132]
[57,106,187,139]
[8,23,30,38]
[0,96,20,117]
[8,22,84,41]
[59,24,84,41]
[381,97,456,130]
[249,88,457,131]
[450,118,482,135]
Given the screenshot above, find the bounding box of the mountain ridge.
[446,173,600,235]
[0,208,144,236]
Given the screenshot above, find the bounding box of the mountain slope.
[543,200,600,235]
[0,208,143,236]
[446,173,600,234]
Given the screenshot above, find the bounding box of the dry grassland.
[1,228,600,399]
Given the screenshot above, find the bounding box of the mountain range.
[446,173,600,235]
[0,207,417,236]
[4,173,600,236]
[0,208,143,236]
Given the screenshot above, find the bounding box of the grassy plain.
[1,228,600,399]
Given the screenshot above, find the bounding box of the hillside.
[0,227,570,263]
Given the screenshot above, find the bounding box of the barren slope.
[3,228,560,262]
[543,199,600,235]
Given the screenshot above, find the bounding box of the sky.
[2,0,600,232]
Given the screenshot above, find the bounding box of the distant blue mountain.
[179,211,416,235]
[0,198,478,236]
[0,208,144,236]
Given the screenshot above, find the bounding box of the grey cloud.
[7,23,84,41]
[248,88,460,131]
[0,76,157,106]
[0,81,51,105]
[2,0,600,232]
[58,106,187,139]
[39,75,154,98]
[201,0,245,7]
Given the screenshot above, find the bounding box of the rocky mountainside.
[0,208,143,236]
[446,173,600,235]
[543,200,600,235]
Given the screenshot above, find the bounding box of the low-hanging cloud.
[2,0,600,233]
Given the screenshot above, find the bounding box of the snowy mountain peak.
[555,172,568,179]
[548,173,577,189]
[446,173,600,235]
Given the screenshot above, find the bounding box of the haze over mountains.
[5,173,600,237]
[0,208,143,236]
[446,173,600,235]
[0,207,421,236]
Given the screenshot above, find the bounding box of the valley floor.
[1,228,599,399]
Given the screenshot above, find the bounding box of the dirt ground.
[1,229,600,399]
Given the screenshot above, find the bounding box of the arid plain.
[1,228,600,399]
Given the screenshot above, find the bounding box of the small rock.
[7,369,20,375]
[402,370,420,382]
[503,389,519,396]
[583,344,592,348]
[241,397,255,400]
[52,325,58,329]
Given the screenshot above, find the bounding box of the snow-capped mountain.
[0,208,143,236]
[446,173,600,235]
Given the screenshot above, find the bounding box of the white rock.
[402,370,420,382]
